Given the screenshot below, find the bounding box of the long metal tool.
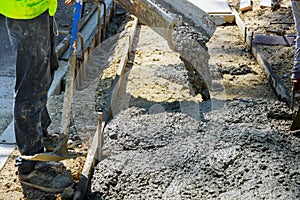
[54,0,84,157]
[21,0,84,162]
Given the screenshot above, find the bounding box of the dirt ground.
[0,0,299,199]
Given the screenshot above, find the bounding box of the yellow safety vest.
[0,0,57,19]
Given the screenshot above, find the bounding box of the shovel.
[21,0,84,162]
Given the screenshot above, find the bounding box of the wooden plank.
[186,0,234,24]
[96,113,103,161]
[48,61,68,96]
[55,34,70,59]
[232,8,249,45]
[214,13,235,24]
[253,34,294,46]
[240,0,252,12]
[73,123,100,200]
[260,0,271,8]
[190,0,232,14]
[103,17,139,123]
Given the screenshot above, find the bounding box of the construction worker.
[291,0,300,88]
[0,0,74,192]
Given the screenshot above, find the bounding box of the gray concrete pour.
[90,99,300,199]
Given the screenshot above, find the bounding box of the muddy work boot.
[18,161,74,193]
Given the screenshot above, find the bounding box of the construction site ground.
[0,0,299,199]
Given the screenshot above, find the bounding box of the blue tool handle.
[69,0,83,57]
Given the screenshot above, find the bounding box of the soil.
[0,0,299,199]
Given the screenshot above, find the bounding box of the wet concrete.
[90,98,300,199]
[171,25,213,101]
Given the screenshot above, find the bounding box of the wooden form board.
[240,0,252,12]
[253,34,294,46]
[187,0,234,23]
[260,0,271,8]
[190,0,232,14]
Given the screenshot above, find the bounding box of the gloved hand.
[65,0,74,5]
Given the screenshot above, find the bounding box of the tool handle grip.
[69,0,83,57]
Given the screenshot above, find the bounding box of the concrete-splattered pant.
[6,11,58,155]
[291,0,300,78]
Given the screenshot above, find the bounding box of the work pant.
[291,0,300,78]
[6,11,58,156]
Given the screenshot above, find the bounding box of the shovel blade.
[20,152,82,162]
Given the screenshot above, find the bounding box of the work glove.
[65,0,73,5]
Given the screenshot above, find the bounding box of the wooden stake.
[96,112,103,161]
[240,0,252,12]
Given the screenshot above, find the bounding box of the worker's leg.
[291,0,300,79]
[6,11,52,157]
[6,13,74,191]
